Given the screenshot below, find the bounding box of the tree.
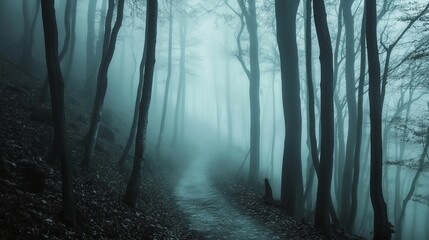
[83,0,125,168]
[237,0,261,184]
[224,0,261,183]
[124,0,158,207]
[340,0,357,228]
[40,0,76,102]
[118,42,147,168]
[347,3,366,232]
[274,0,304,217]
[172,11,188,148]
[366,0,392,238]
[313,0,335,234]
[40,0,76,225]
[156,0,173,155]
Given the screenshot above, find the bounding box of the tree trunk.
[347,3,365,232]
[275,0,304,217]
[155,0,173,155]
[118,38,147,168]
[237,0,261,185]
[332,2,344,208]
[63,0,77,82]
[366,0,392,238]
[40,0,72,103]
[82,0,125,168]
[313,0,335,234]
[303,0,317,212]
[40,0,75,226]
[83,0,107,100]
[172,14,186,148]
[340,0,357,228]
[123,0,158,207]
[270,68,276,179]
[225,34,233,149]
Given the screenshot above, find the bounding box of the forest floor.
[0,57,202,239]
[0,56,337,239]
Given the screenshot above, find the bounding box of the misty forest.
[0,0,428,239]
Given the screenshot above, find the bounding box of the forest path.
[174,157,281,239]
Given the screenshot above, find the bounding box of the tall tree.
[83,0,125,168]
[302,0,316,211]
[172,12,187,148]
[118,41,147,168]
[40,0,75,102]
[274,0,304,217]
[340,0,357,228]
[224,32,233,149]
[366,0,392,238]
[347,3,366,232]
[313,0,335,234]
[156,0,173,154]
[237,0,261,184]
[124,0,158,207]
[225,0,261,183]
[40,0,75,225]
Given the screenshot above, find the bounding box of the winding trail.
[175,158,280,239]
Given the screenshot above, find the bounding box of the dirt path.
[175,157,281,239]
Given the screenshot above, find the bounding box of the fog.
[0,0,428,239]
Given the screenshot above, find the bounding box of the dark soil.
[0,57,202,239]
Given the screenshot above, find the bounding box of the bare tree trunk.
[270,68,276,179]
[40,0,75,225]
[366,1,392,238]
[340,0,357,227]
[179,68,186,140]
[82,0,125,168]
[237,0,261,185]
[275,0,304,217]
[225,34,233,149]
[332,2,344,208]
[40,0,72,103]
[118,40,147,168]
[123,0,158,207]
[156,0,173,155]
[303,0,316,212]
[172,14,186,148]
[347,3,366,232]
[313,0,335,234]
